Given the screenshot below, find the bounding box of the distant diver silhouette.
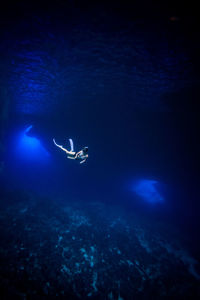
[53,138,88,164]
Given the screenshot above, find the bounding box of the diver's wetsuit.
[75,150,87,161]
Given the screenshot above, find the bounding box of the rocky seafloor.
[0,192,199,299]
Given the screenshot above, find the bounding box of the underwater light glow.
[133,179,164,204]
[15,125,50,162]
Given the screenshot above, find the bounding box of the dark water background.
[0,1,200,298]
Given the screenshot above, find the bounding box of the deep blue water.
[0,1,200,298]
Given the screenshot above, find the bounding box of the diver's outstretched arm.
[67,156,76,160]
[80,159,87,164]
[53,138,71,154]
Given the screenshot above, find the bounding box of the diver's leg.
[53,138,61,148]
[53,139,71,154]
[69,139,74,152]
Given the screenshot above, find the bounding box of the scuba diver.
[53,138,88,164]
